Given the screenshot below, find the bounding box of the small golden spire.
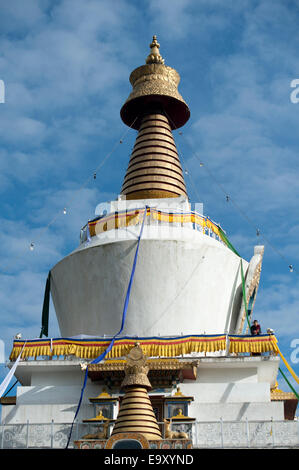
[89,410,109,421]
[146,35,165,65]
[111,344,162,440]
[174,387,185,397]
[97,388,112,399]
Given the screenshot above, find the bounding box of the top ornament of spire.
[120,35,190,131]
[146,35,165,65]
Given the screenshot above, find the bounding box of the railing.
[0,420,298,449]
[190,419,299,448]
[0,422,96,449]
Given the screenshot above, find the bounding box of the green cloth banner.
[279,367,299,401]
[218,226,250,329]
[218,226,241,257]
[219,224,298,399]
[240,259,251,330]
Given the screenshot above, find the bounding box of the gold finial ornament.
[120,35,190,130]
[146,35,165,65]
[121,343,152,390]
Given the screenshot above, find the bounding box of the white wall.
[179,382,270,403]
[188,402,284,421]
[51,226,247,338]
[1,356,282,425]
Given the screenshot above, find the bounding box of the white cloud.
[254,274,299,338]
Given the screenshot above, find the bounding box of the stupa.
[1,36,298,449]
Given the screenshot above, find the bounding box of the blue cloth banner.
[66,206,148,448]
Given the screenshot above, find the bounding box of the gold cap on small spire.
[146,35,165,65]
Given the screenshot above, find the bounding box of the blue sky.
[0,0,299,399]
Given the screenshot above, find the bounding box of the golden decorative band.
[228,334,278,354]
[9,334,277,361]
[87,207,223,239]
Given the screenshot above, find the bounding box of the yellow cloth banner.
[9,335,227,361]
[8,334,279,361]
[88,208,222,239]
[229,335,278,354]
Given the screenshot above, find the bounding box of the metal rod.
[271,417,275,448]
[26,420,29,448]
[1,424,4,449]
[246,417,250,448]
[220,417,224,448]
[51,419,54,448]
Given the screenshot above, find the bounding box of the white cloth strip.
[0,342,26,398]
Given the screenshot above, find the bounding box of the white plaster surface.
[1,403,93,424]
[188,402,284,421]
[51,228,247,338]
[1,356,284,425]
[16,385,98,405]
[179,382,270,403]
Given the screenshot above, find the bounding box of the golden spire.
[120,36,190,200]
[111,344,162,441]
[146,35,165,65]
